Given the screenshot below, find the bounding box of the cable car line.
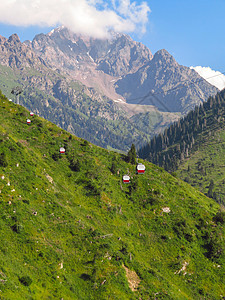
[126,70,225,104]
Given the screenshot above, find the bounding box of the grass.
[0,91,224,299]
[176,124,225,206]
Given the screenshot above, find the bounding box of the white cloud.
[0,0,151,38]
[112,0,150,34]
[191,66,225,91]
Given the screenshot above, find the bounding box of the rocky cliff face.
[27,27,153,77]
[0,34,46,69]
[115,49,219,113]
[24,27,153,100]
[95,33,153,76]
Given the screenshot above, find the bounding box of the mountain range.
[26,26,218,114]
[0,26,219,151]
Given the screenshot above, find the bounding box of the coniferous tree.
[110,161,117,174]
[0,152,8,167]
[69,158,81,172]
[127,144,137,164]
[207,180,214,198]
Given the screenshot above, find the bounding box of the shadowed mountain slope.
[116,49,218,114]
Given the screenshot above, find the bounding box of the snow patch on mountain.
[191,66,225,90]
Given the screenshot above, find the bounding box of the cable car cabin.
[123,175,130,183]
[30,112,34,116]
[59,147,65,154]
[27,119,31,124]
[137,163,145,174]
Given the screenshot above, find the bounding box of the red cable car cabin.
[30,112,34,116]
[123,175,130,183]
[27,119,31,124]
[137,163,145,174]
[59,147,65,154]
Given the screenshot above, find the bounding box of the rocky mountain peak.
[95,32,153,76]
[152,49,177,66]
[116,47,218,113]
[8,33,21,44]
[0,35,7,43]
[47,26,67,37]
[25,26,153,92]
[0,33,47,69]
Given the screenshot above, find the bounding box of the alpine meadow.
[0,90,225,299]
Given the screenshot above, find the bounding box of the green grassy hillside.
[176,124,225,206]
[0,91,225,299]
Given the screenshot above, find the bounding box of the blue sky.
[131,0,225,72]
[0,0,225,72]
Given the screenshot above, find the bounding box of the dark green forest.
[139,89,225,171]
[139,89,225,205]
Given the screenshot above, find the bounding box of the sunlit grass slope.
[177,125,225,206]
[0,91,224,299]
